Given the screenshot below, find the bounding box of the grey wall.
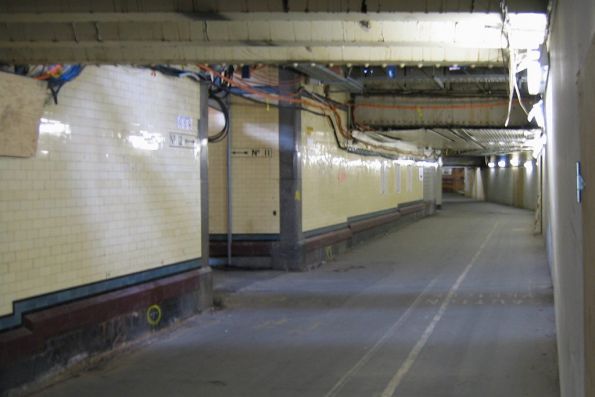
[423,166,437,202]
[545,1,595,396]
[481,164,538,210]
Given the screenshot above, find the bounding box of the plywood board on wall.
[0,72,46,157]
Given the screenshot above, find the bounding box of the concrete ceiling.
[0,0,546,159]
[0,0,548,13]
[0,1,547,64]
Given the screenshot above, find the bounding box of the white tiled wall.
[209,96,280,234]
[301,101,424,232]
[0,66,202,316]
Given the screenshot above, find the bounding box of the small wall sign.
[169,133,196,149]
[231,147,273,158]
[176,115,193,131]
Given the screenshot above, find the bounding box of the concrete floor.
[32,197,559,397]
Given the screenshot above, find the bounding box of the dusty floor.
[32,197,559,397]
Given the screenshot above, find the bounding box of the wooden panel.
[0,72,46,158]
[578,33,595,397]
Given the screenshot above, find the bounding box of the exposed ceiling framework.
[348,66,511,97]
[352,95,535,128]
[380,128,540,156]
[292,63,363,93]
[0,0,548,159]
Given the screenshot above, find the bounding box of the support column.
[275,68,304,270]
[199,82,210,267]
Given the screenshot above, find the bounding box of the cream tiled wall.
[209,96,280,234]
[301,109,424,232]
[0,66,202,316]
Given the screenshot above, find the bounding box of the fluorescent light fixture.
[527,61,542,95]
[498,160,506,168]
[488,162,496,168]
[531,132,547,158]
[416,160,439,168]
[528,100,545,128]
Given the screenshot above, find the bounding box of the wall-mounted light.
[488,162,496,168]
[524,160,534,170]
[497,159,506,168]
[510,158,520,167]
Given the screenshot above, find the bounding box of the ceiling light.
[510,158,520,167]
[527,60,543,95]
[499,141,505,145]
[488,161,496,168]
[498,160,506,168]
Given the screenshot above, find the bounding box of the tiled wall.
[0,66,202,317]
[208,96,280,234]
[300,108,424,233]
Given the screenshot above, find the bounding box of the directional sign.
[169,133,196,149]
[231,147,273,158]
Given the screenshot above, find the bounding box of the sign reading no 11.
[232,147,273,158]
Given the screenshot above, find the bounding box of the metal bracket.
[577,161,586,203]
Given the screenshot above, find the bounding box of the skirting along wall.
[208,72,437,270]
[300,109,425,234]
[0,66,212,393]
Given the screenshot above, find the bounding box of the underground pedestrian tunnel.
[0,1,593,396]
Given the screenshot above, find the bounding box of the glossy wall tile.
[0,66,202,316]
[301,108,424,232]
[208,96,280,234]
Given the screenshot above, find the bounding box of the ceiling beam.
[0,43,506,65]
[0,0,548,14]
[0,11,545,64]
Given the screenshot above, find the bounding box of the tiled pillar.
[275,68,304,270]
[199,81,210,267]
